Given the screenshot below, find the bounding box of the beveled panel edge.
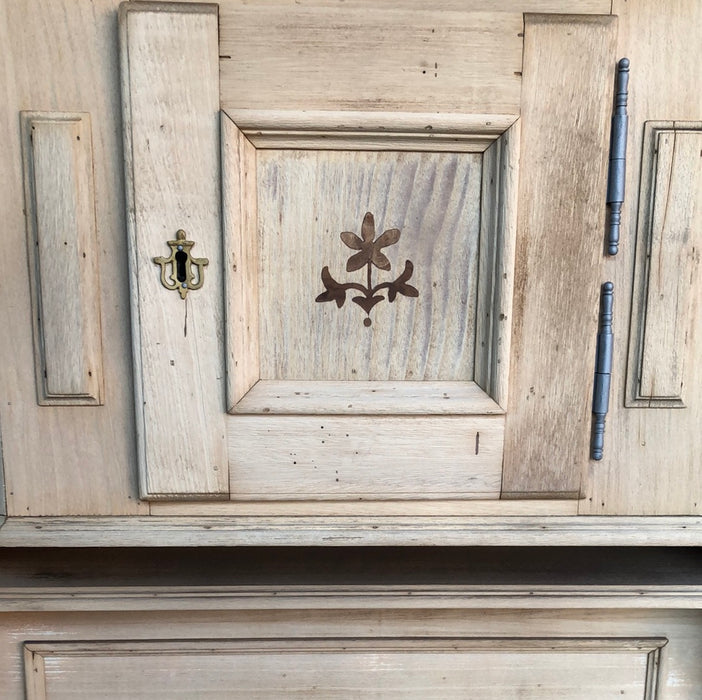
[19,111,105,406]
[222,109,519,153]
[625,120,702,408]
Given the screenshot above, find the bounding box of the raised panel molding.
[23,637,667,700]
[626,121,702,408]
[20,112,104,406]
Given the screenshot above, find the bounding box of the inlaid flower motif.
[340,212,401,272]
[316,211,419,327]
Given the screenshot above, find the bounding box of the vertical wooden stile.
[119,2,228,498]
[502,14,617,498]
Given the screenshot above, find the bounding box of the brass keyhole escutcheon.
[153,229,209,299]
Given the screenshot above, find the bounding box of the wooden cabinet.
[0,1,701,698]
[2,0,700,535]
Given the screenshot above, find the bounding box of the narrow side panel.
[502,15,617,498]
[20,112,104,405]
[627,123,702,406]
[474,120,520,409]
[222,113,259,409]
[120,2,228,498]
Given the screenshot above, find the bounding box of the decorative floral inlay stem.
[315,212,418,327]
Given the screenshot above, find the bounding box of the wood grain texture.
[234,380,503,415]
[222,113,259,409]
[151,499,577,516]
[227,109,514,154]
[218,0,610,11]
[582,0,702,515]
[257,150,482,382]
[228,415,503,500]
[2,585,702,612]
[20,112,104,405]
[501,14,617,499]
[627,124,702,406]
[0,0,147,515]
[220,8,523,116]
[3,515,702,547]
[2,608,701,700]
[22,638,664,700]
[474,122,520,409]
[120,2,227,498]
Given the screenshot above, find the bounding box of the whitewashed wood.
[120,2,227,498]
[151,499,577,516]
[582,0,702,515]
[234,380,503,415]
[3,607,701,700]
[0,417,5,520]
[0,0,146,516]
[228,416,503,500]
[502,15,616,498]
[23,638,663,700]
[227,111,517,135]
[218,0,611,11]
[228,110,515,152]
[3,515,702,546]
[629,126,702,405]
[222,113,259,409]
[20,113,104,406]
[257,150,482,382]
[4,585,702,613]
[220,8,523,117]
[474,122,520,409]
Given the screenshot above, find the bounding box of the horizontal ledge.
[1,516,702,547]
[233,380,504,415]
[0,585,701,612]
[224,109,518,134]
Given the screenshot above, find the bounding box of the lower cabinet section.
[2,592,702,698]
[23,637,667,699]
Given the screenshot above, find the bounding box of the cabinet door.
[120,3,616,503]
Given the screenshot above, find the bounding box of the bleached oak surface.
[474,123,520,409]
[501,14,616,499]
[120,2,228,498]
[582,0,702,515]
[234,381,503,415]
[219,8,523,117]
[222,113,259,408]
[2,516,702,547]
[257,149,482,382]
[1,0,147,516]
[23,637,665,699]
[627,124,702,407]
[228,415,503,500]
[20,112,104,406]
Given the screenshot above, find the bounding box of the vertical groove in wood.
[119,2,228,498]
[221,113,260,410]
[474,121,520,409]
[0,416,5,520]
[501,14,617,498]
[20,113,104,405]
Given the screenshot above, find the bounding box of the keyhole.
[175,250,187,283]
